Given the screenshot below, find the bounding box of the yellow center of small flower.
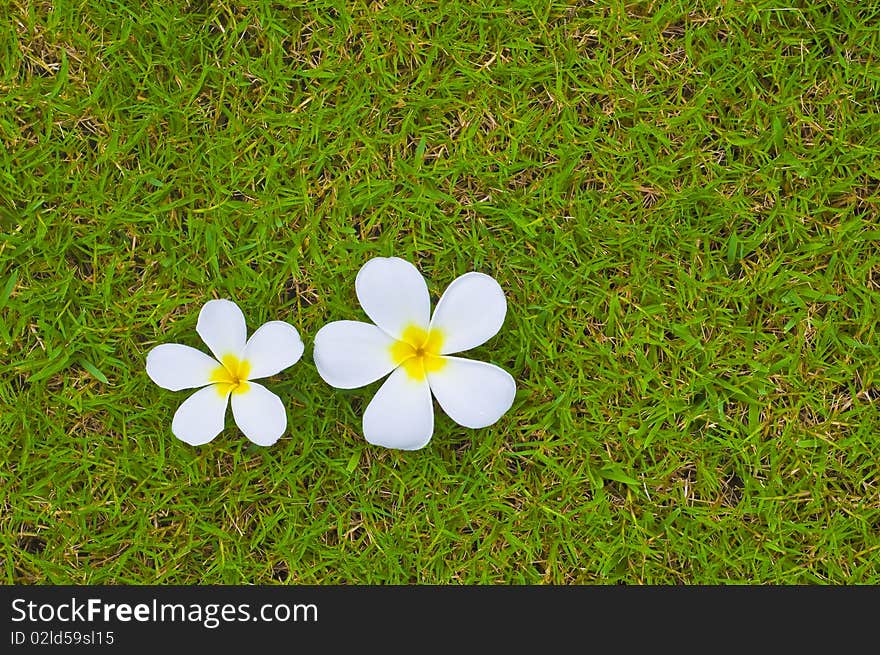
[210,354,251,397]
[389,324,446,381]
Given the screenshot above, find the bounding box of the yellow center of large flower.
[210,354,251,397]
[389,324,446,381]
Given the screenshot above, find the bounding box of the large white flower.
[146,299,304,447]
[314,257,516,450]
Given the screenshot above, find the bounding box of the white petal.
[243,321,304,380]
[231,382,287,446]
[362,366,434,450]
[313,320,398,389]
[429,272,507,354]
[171,385,230,445]
[427,356,515,428]
[146,344,219,391]
[355,257,431,339]
[196,299,247,360]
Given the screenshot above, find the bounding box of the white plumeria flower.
[146,299,304,447]
[314,257,516,450]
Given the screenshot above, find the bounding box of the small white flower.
[146,299,304,447]
[314,257,516,450]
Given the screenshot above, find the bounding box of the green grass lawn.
[2,0,879,584]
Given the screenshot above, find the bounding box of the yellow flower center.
[389,324,446,381]
[210,354,251,397]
